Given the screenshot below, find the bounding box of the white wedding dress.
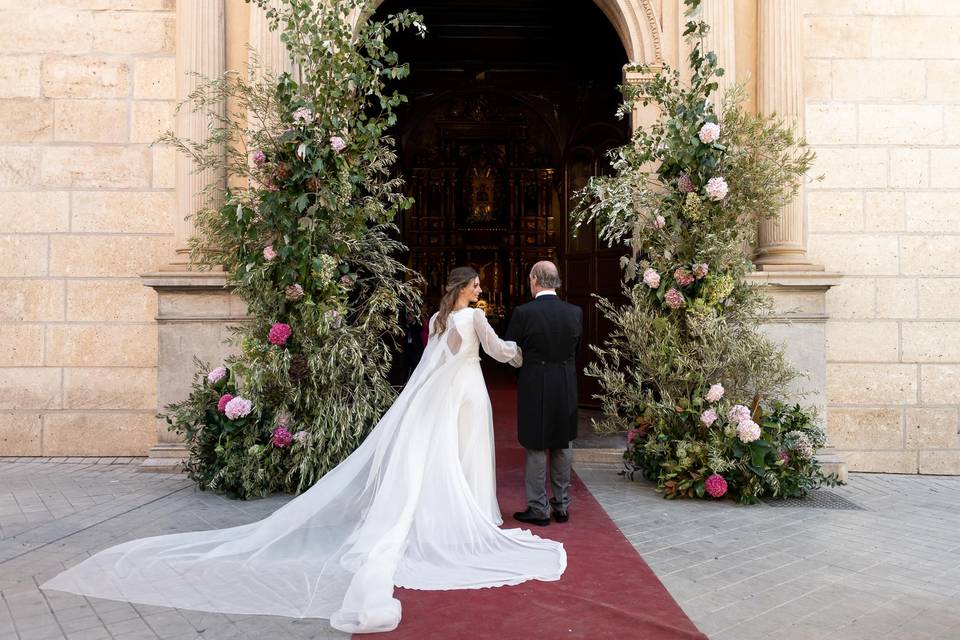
[42,307,567,633]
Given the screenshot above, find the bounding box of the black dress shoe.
[513,508,550,527]
[553,510,569,523]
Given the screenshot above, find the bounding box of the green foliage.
[158,0,425,499]
[572,0,835,504]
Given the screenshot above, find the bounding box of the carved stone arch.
[356,0,663,65]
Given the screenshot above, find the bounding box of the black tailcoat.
[505,294,583,450]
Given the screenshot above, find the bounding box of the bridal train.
[43,307,566,634]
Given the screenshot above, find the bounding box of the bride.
[42,266,567,634]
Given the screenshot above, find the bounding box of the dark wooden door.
[561,126,628,406]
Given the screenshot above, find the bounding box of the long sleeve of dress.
[474,309,523,367]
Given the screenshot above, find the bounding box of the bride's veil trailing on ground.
[42,313,566,634]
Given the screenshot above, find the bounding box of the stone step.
[138,457,187,474]
[572,448,625,464]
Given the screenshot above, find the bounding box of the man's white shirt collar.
[535,290,557,298]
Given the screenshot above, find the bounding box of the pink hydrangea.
[706,176,728,201]
[330,136,347,152]
[736,419,761,444]
[778,449,791,464]
[207,366,227,384]
[263,245,277,261]
[251,150,267,166]
[728,404,752,424]
[268,322,292,346]
[698,122,721,144]
[642,268,661,289]
[700,409,718,427]
[224,396,252,420]
[705,383,725,403]
[216,393,234,413]
[674,268,695,287]
[271,426,293,448]
[665,288,685,309]
[627,427,642,445]
[292,107,314,124]
[677,173,695,194]
[693,262,709,279]
[705,473,728,498]
[293,430,309,443]
[652,214,666,229]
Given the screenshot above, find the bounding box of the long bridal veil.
[42,310,566,634]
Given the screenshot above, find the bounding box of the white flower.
[705,177,728,201]
[698,122,721,144]
[206,366,227,384]
[642,268,661,289]
[736,419,761,444]
[728,404,751,424]
[224,396,253,420]
[293,430,309,443]
[652,214,666,229]
[700,409,718,427]
[705,383,725,403]
[330,136,346,152]
[292,107,314,124]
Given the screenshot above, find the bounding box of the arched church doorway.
[375,0,629,404]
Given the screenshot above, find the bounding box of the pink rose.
[263,245,277,261]
[268,322,292,346]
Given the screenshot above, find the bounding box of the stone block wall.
[804,0,960,473]
[0,0,177,456]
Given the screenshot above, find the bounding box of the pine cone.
[288,353,310,383]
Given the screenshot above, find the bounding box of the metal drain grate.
[763,491,865,511]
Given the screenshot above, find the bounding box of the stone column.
[755,0,810,269]
[249,0,295,79]
[171,0,226,266]
[142,0,227,471]
[700,0,736,107]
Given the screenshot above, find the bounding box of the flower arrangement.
[571,0,836,504]
[158,0,425,499]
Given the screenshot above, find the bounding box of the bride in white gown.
[42,266,567,634]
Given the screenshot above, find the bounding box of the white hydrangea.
[705,383,724,403]
[705,176,728,201]
[698,122,721,144]
[736,419,761,444]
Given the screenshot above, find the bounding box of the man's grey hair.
[530,261,562,289]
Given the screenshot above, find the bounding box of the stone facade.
[0,0,176,456]
[0,0,958,474]
[804,0,960,473]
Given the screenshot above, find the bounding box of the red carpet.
[371,369,707,640]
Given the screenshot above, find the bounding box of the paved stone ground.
[576,463,960,640]
[1,458,959,639]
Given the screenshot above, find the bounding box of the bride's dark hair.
[432,266,479,336]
